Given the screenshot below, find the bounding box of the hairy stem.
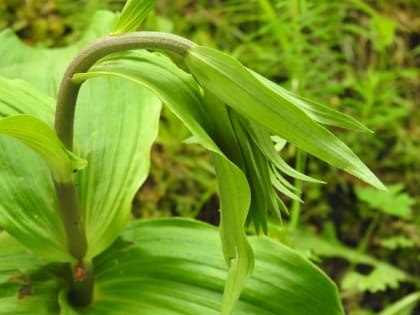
[55,31,195,149]
[53,31,196,306]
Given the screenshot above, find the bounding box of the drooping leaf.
[245,121,324,184]
[200,91,254,315]
[185,45,385,190]
[251,70,372,133]
[0,218,343,315]
[212,156,254,315]
[112,0,157,35]
[73,50,254,315]
[0,114,86,183]
[229,113,276,233]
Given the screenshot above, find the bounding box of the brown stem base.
[69,260,94,307]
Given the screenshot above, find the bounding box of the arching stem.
[55,31,195,149]
[53,31,195,306]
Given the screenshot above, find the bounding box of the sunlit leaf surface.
[0,77,71,262]
[73,49,254,315]
[0,219,344,315]
[0,114,86,183]
[0,11,118,97]
[0,12,161,261]
[75,77,161,259]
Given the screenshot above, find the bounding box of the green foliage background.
[0,0,419,314]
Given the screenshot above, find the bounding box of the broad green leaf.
[72,51,212,150]
[0,231,47,283]
[0,15,117,260]
[0,218,344,315]
[230,114,278,233]
[0,77,54,118]
[0,77,71,262]
[185,46,385,190]
[0,231,66,315]
[0,115,86,183]
[73,50,254,314]
[75,77,161,259]
[0,11,118,96]
[112,0,157,35]
[0,15,118,262]
[0,12,161,262]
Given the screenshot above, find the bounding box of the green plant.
[194,2,419,313]
[0,0,385,314]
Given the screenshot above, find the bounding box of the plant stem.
[55,31,195,149]
[54,182,87,260]
[289,150,307,229]
[53,31,196,306]
[69,260,94,307]
[356,213,381,254]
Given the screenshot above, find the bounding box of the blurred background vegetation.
[0,0,419,314]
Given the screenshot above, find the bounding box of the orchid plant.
[0,1,384,314]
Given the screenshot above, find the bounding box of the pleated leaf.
[112,0,157,35]
[0,231,65,315]
[0,13,162,261]
[0,218,344,315]
[0,14,116,261]
[73,50,254,314]
[185,46,385,190]
[75,77,161,259]
[0,11,118,96]
[0,114,86,183]
[0,77,71,262]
